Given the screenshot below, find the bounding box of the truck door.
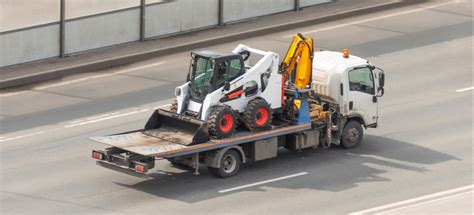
[347,67,378,126]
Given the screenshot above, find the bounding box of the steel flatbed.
[90,122,317,178]
[90,123,312,158]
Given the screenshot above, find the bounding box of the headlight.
[175,87,181,96]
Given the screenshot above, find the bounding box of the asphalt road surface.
[1,0,472,214]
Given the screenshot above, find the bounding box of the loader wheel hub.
[220,114,234,132]
[255,107,269,126]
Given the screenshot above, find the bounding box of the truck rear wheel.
[341,120,363,149]
[208,106,237,139]
[243,99,272,131]
[208,149,241,178]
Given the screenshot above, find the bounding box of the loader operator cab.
[187,51,245,102]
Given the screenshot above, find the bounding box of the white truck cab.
[311,50,385,128]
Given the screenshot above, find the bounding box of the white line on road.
[350,184,474,215]
[377,190,473,215]
[0,103,169,144]
[0,61,165,97]
[64,108,150,128]
[283,1,460,38]
[456,86,474,93]
[67,112,121,124]
[0,130,48,143]
[218,172,308,193]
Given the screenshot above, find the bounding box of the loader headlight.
[175,87,181,96]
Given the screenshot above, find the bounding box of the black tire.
[243,99,272,131]
[208,106,237,139]
[208,150,242,178]
[341,120,364,149]
[170,100,178,113]
[167,159,191,169]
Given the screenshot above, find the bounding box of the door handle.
[372,96,377,103]
[349,101,353,110]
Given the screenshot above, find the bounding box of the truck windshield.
[190,56,215,101]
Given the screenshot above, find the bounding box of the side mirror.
[223,81,231,91]
[379,73,385,88]
[377,87,385,97]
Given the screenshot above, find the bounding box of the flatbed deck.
[90,123,312,158]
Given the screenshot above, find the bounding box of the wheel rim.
[346,127,359,144]
[255,107,269,126]
[222,154,237,173]
[220,113,233,133]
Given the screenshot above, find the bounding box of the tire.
[208,150,242,178]
[341,120,364,149]
[170,100,178,113]
[208,106,237,139]
[243,99,272,131]
[167,158,190,168]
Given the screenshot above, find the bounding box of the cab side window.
[226,59,243,81]
[349,67,375,95]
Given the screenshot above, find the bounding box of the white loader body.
[175,45,282,121]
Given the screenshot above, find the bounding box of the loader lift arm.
[280,33,314,89]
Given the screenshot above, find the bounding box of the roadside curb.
[0,0,426,89]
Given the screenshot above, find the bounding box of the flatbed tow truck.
[90,34,385,178]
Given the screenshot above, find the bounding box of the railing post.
[218,0,224,26]
[140,0,146,41]
[59,0,66,58]
[295,0,300,11]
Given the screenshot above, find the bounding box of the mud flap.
[144,109,210,145]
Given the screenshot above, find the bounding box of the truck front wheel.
[208,149,242,178]
[341,120,363,149]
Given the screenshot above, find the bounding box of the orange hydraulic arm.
[280,34,314,89]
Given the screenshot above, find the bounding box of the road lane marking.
[218,172,308,193]
[283,0,460,38]
[0,104,169,143]
[377,190,473,214]
[64,109,150,128]
[456,86,474,92]
[350,184,474,215]
[0,61,165,97]
[0,131,48,143]
[67,112,121,124]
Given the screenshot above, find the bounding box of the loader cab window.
[215,58,244,88]
[190,56,215,101]
[349,67,375,95]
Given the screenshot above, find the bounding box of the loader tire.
[243,99,272,131]
[170,100,178,113]
[208,106,237,139]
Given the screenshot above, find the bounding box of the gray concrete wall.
[0,24,59,67]
[65,8,140,54]
[223,0,294,23]
[300,0,332,8]
[1,0,332,67]
[145,0,219,38]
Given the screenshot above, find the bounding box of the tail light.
[92,150,104,160]
[135,164,146,173]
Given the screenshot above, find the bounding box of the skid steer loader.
[145,45,283,144]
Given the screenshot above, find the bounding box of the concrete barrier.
[1,0,331,67]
